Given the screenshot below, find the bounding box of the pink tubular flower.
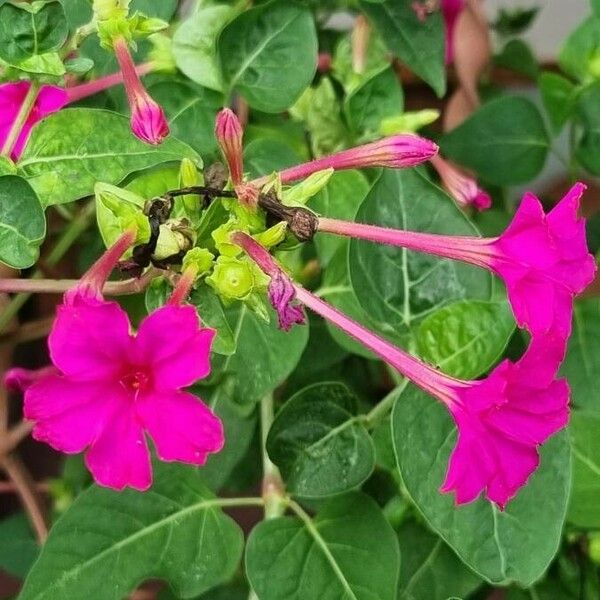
[431,154,491,211]
[318,183,597,340]
[0,82,68,160]
[5,231,223,491]
[231,231,306,331]
[113,36,169,145]
[215,108,244,186]
[251,135,439,188]
[442,0,466,63]
[235,239,569,508]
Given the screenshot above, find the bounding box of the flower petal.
[134,305,215,390]
[49,293,132,380]
[85,398,152,491]
[137,390,224,465]
[24,374,111,453]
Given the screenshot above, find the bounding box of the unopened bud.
[380,109,440,135]
[182,247,215,276]
[283,169,333,206]
[215,108,244,185]
[253,222,288,248]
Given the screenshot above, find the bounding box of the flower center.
[120,370,150,395]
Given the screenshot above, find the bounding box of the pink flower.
[317,183,597,339]
[6,231,223,491]
[442,0,466,63]
[215,108,244,186]
[431,154,491,211]
[0,82,68,160]
[251,135,439,188]
[231,231,306,331]
[114,37,169,145]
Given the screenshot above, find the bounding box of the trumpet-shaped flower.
[6,231,222,491]
[318,183,597,339]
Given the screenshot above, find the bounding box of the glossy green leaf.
[246,492,400,600]
[441,96,549,185]
[494,39,539,79]
[574,83,600,176]
[19,463,244,600]
[397,520,482,600]
[0,175,45,269]
[344,66,404,138]
[560,299,600,413]
[0,513,39,578]
[15,51,66,76]
[416,300,515,379]
[243,138,301,179]
[267,382,375,498]
[392,385,571,586]
[359,0,445,96]
[568,411,600,528]
[311,170,370,266]
[173,5,234,92]
[218,1,317,112]
[349,169,491,342]
[558,16,600,83]
[218,304,309,404]
[146,80,223,157]
[18,109,198,206]
[0,0,68,63]
[539,72,578,134]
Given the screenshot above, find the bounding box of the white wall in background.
[485,0,590,60]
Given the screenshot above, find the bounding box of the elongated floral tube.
[251,135,439,187]
[235,233,569,508]
[318,183,597,339]
[113,36,169,145]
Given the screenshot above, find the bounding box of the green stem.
[260,393,286,519]
[0,202,95,334]
[211,497,264,509]
[1,81,40,157]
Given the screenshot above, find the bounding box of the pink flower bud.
[431,155,492,211]
[113,36,169,145]
[215,108,244,185]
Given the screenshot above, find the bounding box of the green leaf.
[18,109,198,207]
[349,169,492,342]
[441,96,549,186]
[267,382,375,498]
[359,0,445,96]
[246,492,400,600]
[243,138,302,179]
[397,520,482,600]
[416,300,515,379]
[392,385,571,586]
[218,1,318,112]
[15,51,66,76]
[0,513,39,578]
[219,304,309,404]
[539,72,578,134]
[492,7,539,37]
[173,5,234,92]
[146,79,223,157]
[130,0,178,20]
[0,0,68,63]
[311,170,370,266]
[19,463,244,600]
[558,16,600,83]
[494,39,539,79]
[344,66,404,138]
[560,298,600,413]
[568,411,600,528]
[574,83,600,176]
[0,175,45,269]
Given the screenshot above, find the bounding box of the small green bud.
[590,534,600,564]
[97,17,133,48]
[212,220,245,257]
[179,158,204,218]
[283,169,334,206]
[206,256,257,301]
[130,14,169,38]
[93,0,130,22]
[253,222,288,248]
[153,222,195,261]
[588,49,600,80]
[225,199,266,233]
[182,247,215,277]
[380,110,440,135]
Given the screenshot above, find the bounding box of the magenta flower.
[442,0,466,63]
[233,237,569,508]
[318,183,597,339]
[251,135,439,188]
[215,108,244,186]
[6,231,223,491]
[0,82,68,160]
[431,154,491,211]
[114,37,169,145]
[231,231,306,331]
